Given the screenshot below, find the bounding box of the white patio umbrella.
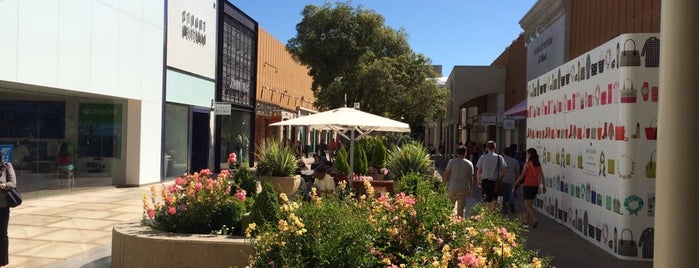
[269,107,410,177]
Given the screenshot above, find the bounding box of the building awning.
[503,100,527,117]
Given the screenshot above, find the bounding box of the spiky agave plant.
[255,139,297,177]
[386,141,431,180]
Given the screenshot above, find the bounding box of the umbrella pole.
[349,128,355,180]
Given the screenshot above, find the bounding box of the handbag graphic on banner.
[620,79,637,103]
[641,37,660,68]
[618,228,638,257]
[620,39,641,67]
[645,151,656,178]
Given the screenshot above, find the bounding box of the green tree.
[287,2,446,138]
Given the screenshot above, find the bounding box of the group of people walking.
[442,140,546,228]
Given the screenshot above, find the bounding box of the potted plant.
[255,139,301,197]
[386,141,431,180]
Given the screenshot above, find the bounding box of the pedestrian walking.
[502,147,520,213]
[476,141,506,203]
[442,146,474,218]
[513,148,546,228]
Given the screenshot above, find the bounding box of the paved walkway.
[5,158,653,267]
[9,186,150,268]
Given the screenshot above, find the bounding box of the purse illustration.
[618,228,638,257]
[620,79,637,103]
[645,119,657,140]
[646,151,656,178]
[620,39,641,67]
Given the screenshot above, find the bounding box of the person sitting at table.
[12,139,32,170]
[312,166,335,195]
[56,143,73,177]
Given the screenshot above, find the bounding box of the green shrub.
[386,141,431,179]
[233,163,256,198]
[250,183,281,230]
[249,175,551,267]
[352,144,368,175]
[371,138,387,168]
[256,139,297,177]
[334,146,351,175]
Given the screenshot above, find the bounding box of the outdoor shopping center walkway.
[5,157,653,267]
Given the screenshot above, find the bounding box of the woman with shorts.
[513,148,546,228]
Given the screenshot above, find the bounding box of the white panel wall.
[0,0,19,80]
[0,0,164,101]
[142,24,165,102]
[17,0,60,86]
[118,14,143,98]
[91,3,120,95]
[125,99,163,185]
[58,0,92,91]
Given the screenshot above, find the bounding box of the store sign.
[181,10,207,46]
[503,119,515,130]
[167,0,217,79]
[481,115,497,126]
[214,102,231,115]
[526,15,566,80]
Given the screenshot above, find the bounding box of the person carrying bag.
[0,152,18,266]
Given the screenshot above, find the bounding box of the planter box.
[350,180,395,196]
[112,221,252,268]
[257,175,302,197]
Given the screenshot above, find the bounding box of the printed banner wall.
[526,33,659,261]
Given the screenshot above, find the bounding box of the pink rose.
[168,184,178,194]
[167,207,176,215]
[228,152,237,165]
[195,182,203,191]
[459,253,478,266]
[235,190,246,202]
[147,208,155,219]
[175,177,185,186]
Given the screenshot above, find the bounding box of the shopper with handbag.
[513,148,546,228]
[0,152,16,267]
[476,141,506,203]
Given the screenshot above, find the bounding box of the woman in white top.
[312,167,335,195]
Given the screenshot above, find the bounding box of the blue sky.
[230,0,537,76]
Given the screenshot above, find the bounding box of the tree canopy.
[286,1,446,138]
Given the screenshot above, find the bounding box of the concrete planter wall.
[112,221,252,268]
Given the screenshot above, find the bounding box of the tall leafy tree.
[287,1,446,138]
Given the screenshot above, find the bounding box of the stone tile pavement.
[8,186,150,268]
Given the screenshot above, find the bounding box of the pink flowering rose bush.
[142,168,250,235]
[248,173,551,267]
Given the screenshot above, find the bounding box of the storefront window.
[165,104,190,177]
[220,110,251,166]
[0,88,123,197]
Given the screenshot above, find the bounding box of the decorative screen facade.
[221,16,255,107]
